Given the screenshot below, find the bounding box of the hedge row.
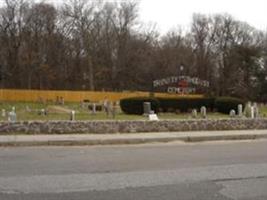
[214,97,245,114]
[158,97,215,113]
[120,97,160,115]
[120,96,245,115]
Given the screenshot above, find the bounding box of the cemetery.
[0,99,228,122]
[1,93,266,122]
[0,0,266,135]
[0,75,266,135]
[0,89,267,134]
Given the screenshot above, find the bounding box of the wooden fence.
[0,89,203,102]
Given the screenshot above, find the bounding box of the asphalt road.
[0,140,267,200]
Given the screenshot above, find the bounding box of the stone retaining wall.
[0,119,267,134]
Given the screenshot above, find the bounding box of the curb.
[0,133,267,147]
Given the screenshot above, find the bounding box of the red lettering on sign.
[178,80,188,88]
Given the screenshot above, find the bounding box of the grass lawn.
[259,104,267,117]
[0,101,265,121]
[0,101,144,121]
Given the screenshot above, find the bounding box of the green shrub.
[120,96,244,115]
[120,97,160,115]
[214,97,245,114]
[158,97,215,113]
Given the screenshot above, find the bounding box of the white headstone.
[252,103,259,118]
[254,106,259,118]
[8,111,16,122]
[2,109,6,117]
[244,102,252,118]
[191,109,197,118]
[41,109,45,116]
[92,103,96,115]
[238,104,243,117]
[70,110,75,121]
[229,109,236,118]
[148,114,159,121]
[26,106,31,112]
[200,106,207,118]
[251,106,255,119]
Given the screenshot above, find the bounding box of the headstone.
[56,96,60,105]
[229,109,236,118]
[8,111,16,122]
[60,97,65,105]
[254,107,259,118]
[111,102,117,119]
[38,109,44,115]
[40,109,45,116]
[26,106,31,112]
[200,106,207,118]
[238,104,243,117]
[70,110,75,121]
[253,103,259,118]
[2,109,6,117]
[91,103,96,115]
[148,113,159,121]
[191,109,197,118]
[80,101,85,109]
[143,102,151,115]
[106,102,112,117]
[251,106,255,119]
[244,102,252,118]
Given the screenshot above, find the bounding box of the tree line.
[0,0,266,101]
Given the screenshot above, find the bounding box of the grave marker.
[148,113,159,121]
[200,106,207,118]
[253,103,259,118]
[8,111,16,122]
[2,109,6,117]
[229,109,236,118]
[143,102,151,115]
[238,104,243,117]
[191,109,197,118]
[70,110,75,121]
[91,103,96,115]
[244,102,252,118]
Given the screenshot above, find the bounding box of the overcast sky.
[138,0,267,34]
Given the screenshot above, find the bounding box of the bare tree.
[0,0,28,88]
[62,0,98,90]
[0,0,266,100]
